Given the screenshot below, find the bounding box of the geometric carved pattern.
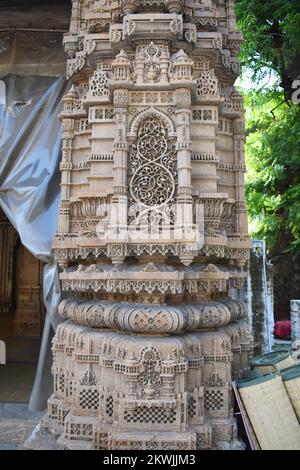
[196,71,218,97]
[79,388,99,410]
[192,109,215,121]
[124,407,176,424]
[69,423,93,437]
[106,396,114,417]
[90,70,109,98]
[204,390,224,411]
[94,108,114,120]
[56,374,65,393]
[188,396,197,418]
[58,297,247,333]
[133,309,169,331]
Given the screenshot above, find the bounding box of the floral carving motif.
[90,70,110,98]
[206,373,225,388]
[81,365,97,386]
[129,116,176,212]
[196,70,219,97]
[138,347,162,398]
[142,42,164,83]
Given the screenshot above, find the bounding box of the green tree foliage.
[235,0,300,99]
[235,1,300,255]
[245,91,300,253]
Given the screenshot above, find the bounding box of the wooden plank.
[232,381,261,450]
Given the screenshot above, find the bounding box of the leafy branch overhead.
[235,0,300,255]
[236,0,300,101]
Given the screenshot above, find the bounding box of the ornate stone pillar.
[291,300,300,343]
[32,0,253,451]
[70,0,82,34]
[176,89,192,201]
[233,95,248,236]
[175,88,194,258]
[57,88,77,235]
[112,90,129,226]
[226,0,237,32]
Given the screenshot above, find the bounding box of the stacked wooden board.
[235,352,300,450]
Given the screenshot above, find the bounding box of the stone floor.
[0,403,44,450]
[0,316,44,449]
[0,315,41,402]
[0,363,37,402]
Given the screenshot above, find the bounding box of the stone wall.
[272,253,300,322]
[243,241,273,356]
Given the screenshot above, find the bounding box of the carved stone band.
[59,262,247,294]
[58,298,247,333]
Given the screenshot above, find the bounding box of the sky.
[236,67,280,91]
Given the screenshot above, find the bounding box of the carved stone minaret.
[46,0,253,450]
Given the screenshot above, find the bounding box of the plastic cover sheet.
[0,74,69,410]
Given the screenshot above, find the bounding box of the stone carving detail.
[170,17,183,35]
[57,297,246,333]
[196,70,219,97]
[34,0,253,452]
[123,16,136,37]
[184,24,197,44]
[142,42,164,83]
[129,116,176,209]
[110,24,122,43]
[138,347,162,398]
[206,373,226,388]
[89,70,110,98]
[81,365,97,386]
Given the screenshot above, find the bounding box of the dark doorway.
[0,208,44,402]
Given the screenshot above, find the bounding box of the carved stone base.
[40,311,252,450]
[24,422,245,451]
[23,420,65,451]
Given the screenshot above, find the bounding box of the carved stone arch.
[128,112,177,213]
[139,345,162,364]
[128,107,176,137]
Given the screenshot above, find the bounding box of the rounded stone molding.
[58,297,246,333]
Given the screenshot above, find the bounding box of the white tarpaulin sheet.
[0,74,69,410]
